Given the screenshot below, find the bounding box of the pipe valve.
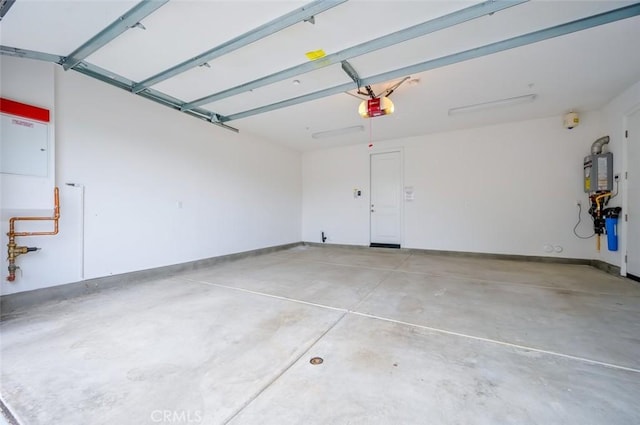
[6,242,40,281]
[5,187,59,282]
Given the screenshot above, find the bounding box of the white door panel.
[370,151,401,246]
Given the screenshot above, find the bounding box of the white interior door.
[627,109,640,278]
[370,151,402,247]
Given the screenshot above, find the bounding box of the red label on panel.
[0,97,50,122]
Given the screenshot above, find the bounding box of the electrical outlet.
[576,200,581,206]
[614,173,620,181]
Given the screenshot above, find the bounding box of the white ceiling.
[2,0,639,151]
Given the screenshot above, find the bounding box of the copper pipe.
[9,187,60,237]
[6,187,60,281]
[594,192,611,213]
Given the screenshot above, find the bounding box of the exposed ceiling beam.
[0,45,238,132]
[221,2,640,123]
[61,0,169,71]
[0,45,64,63]
[71,61,138,91]
[72,61,238,132]
[181,0,528,112]
[0,0,16,21]
[132,0,348,94]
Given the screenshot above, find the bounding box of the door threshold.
[370,243,401,249]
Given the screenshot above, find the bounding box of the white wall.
[2,57,636,296]
[1,57,301,295]
[601,79,640,272]
[0,57,56,211]
[0,57,78,294]
[303,112,605,260]
[302,144,371,246]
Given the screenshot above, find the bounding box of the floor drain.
[309,357,323,365]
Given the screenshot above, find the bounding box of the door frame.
[622,105,640,276]
[369,147,404,247]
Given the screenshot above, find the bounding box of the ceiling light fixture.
[311,125,365,139]
[448,94,537,116]
[359,97,394,118]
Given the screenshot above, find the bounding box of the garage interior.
[1,1,640,424]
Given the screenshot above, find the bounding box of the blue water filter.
[605,217,618,251]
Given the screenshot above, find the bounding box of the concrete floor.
[1,245,639,424]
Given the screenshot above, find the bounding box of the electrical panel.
[583,152,613,193]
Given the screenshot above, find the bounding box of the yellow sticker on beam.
[305,49,326,61]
